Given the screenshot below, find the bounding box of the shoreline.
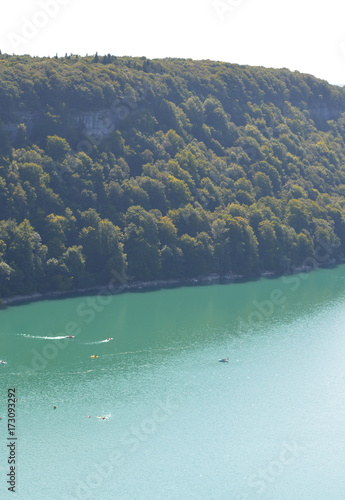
[1,261,339,308]
[1,275,238,307]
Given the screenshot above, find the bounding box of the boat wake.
[96,413,112,421]
[22,335,69,340]
[82,339,113,345]
[3,334,114,343]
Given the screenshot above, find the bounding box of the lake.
[1,266,345,499]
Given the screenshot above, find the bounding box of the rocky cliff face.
[6,109,121,143]
[309,101,342,124]
[4,98,344,145]
[5,112,36,139]
[75,110,120,138]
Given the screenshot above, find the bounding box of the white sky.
[1,0,345,85]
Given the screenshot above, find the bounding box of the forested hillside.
[1,53,345,297]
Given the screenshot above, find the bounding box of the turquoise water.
[1,267,345,499]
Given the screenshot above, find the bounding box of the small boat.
[90,355,98,358]
[0,360,7,364]
[218,358,229,363]
[65,335,74,338]
[105,337,113,342]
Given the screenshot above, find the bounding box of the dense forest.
[1,53,345,297]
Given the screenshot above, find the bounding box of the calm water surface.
[1,267,345,499]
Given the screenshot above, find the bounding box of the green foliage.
[46,135,71,162]
[1,55,345,297]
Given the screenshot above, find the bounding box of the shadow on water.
[0,273,265,310]
[1,261,343,311]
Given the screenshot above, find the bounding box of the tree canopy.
[1,54,345,297]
